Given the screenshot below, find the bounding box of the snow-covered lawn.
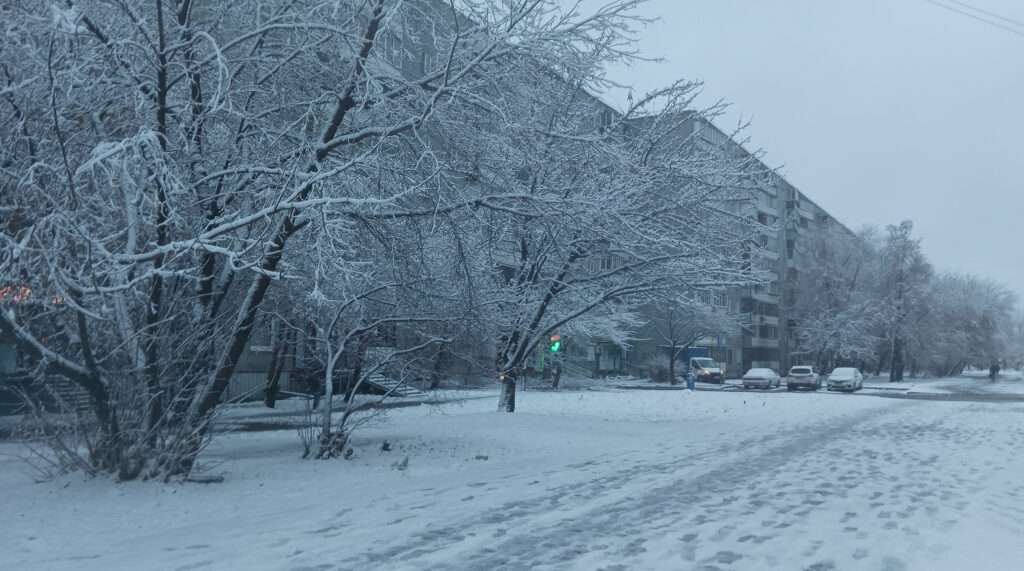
[861,372,1024,396]
[3,388,1024,570]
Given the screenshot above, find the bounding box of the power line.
[946,0,1024,29]
[923,0,1024,37]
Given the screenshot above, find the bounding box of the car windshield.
[746,368,774,377]
[791,367,812,374]
[693,358,714,369]
[830,368,857,379]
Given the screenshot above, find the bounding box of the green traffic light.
[550,341,561,353]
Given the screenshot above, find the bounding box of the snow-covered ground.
[862,370,1024,396]
[3,386,1024,570]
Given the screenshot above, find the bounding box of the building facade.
[610,116,858,379]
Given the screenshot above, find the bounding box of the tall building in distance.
[595,114,859,379]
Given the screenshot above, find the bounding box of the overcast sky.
[592,0,1024,299]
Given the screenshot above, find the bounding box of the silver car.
[742,367,781,390]
[827,367,864,392]
[786,366,821,391]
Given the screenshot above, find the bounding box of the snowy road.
[335,398,1024,571]
[3,383,1024,570]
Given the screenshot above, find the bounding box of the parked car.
[690,356,725,383]
[786,366,821,391]
[827,367,864,392]
[742,368,781,390]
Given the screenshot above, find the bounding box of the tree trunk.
[890,336,905,382]
[499,372,516,413]
[346,335,371,402]
[263,342,285,408]
[668,345,678,385]
[321,360,335,435]
[429,344,445,390]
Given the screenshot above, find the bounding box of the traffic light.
[549,334,561,353]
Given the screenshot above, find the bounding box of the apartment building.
[735,156,859,375]
[610,116,857,379]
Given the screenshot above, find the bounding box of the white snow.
[2,387,1024,570]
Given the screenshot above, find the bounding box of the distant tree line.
[787,220,1019,381]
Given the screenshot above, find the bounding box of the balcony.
[753,315,780,326]
[756,202,779,216]
[749,290,780,304]
[744,337,780,349]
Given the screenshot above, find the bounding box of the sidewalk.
[216,389,498,433]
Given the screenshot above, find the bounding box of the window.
[600,256,613,271]
[0,338,16,374]
[373,323,397,347]
[741,298,755,313]
[710,348,729,363]
[756,302,779,317]
[379,32,402,67]
[250,317,277,352]
[714,293,728,307]
[759,325,779,339]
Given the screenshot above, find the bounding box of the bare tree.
[877,221,932,382]
[648,297,737,385]
[787,228,882,372]
[2,0,679,477]
[428,55,770,411]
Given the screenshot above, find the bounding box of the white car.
[827,367,864,392]
[786,366,821,391]
[742,368,781,390]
